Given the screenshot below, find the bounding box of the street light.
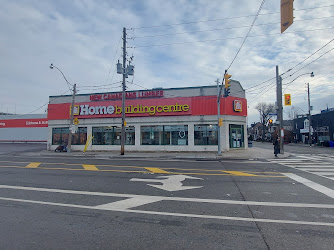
[283,72,314,92]
[49,63,77,153]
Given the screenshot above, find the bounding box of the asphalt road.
[0,144,334,249]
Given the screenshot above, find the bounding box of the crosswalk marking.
[268,154,334,180]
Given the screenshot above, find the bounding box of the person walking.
[273,137,280,157]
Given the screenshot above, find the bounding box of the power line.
[133,16,334,39]
[247,80,276,105]
[78,81,123,89]
[281,38,334,77]
[285,47,334,78]
[133,27,334,48]
[105,36,122,85]
[131,4,334,30]
[226,0,266,71]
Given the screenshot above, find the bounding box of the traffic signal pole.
[307,82,312,146]
[121,27,126,155]
[276,66,284,154]
[217,79,222,155]
[67,83,76,153]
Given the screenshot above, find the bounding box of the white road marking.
[1,196,334,227]
[1,184,334,208]
[130,175,203,192]
[268,155,334,180]
[283,173,334,199]
[95,196,163,210]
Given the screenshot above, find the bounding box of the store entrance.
[229,125,244,148]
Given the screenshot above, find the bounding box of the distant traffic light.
[269,119,273,124]
[219,118,223,127]
[281,0,294,33]
[284,93,291,105]
[224,72,232,97]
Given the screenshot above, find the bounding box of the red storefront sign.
[0,118,48,128]
[48,96,247,120]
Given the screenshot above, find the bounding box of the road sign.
[70,124,78,134]
[130,175,203,192]
[73,117,79,125]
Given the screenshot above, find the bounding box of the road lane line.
[1,196,334,227]
[145,168,170,174]
[223,171,258,176]
[95,196,163,210]
[82,164,99,171]
[1,184,334,208]
[25,162,41,168]
[283,173,334,199]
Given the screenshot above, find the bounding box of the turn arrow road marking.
[130,174,203,192]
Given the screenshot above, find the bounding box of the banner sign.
[48,96,247,120]
[0,118,48,128]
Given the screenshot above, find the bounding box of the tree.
[255,102,275,142]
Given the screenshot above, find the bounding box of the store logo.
[71,104,115,116]
[79,105,115,115]
[0,122,5,127]
[71,103,190,116]
[233,100,242,112]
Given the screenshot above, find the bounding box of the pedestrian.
[273,137,280,157]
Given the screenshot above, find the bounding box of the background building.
[0,114,48,142]
[47,81,248,152]
[293,108,334,145]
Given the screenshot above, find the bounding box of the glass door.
[229,125,244,148]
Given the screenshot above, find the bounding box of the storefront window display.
[141,125,188,145]
[52,127,87,145]
[92,126,135,145]
[194,124,218,145]
[72,127,87,145]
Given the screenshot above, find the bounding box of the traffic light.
[219,118,223,127]
[284,93,291,105]
[281,0,293,33]
[269,119,273,125]
[224,72,232,97]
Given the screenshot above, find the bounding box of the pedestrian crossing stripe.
[268,155,334,180]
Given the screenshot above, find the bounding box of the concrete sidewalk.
[32,145,290,161]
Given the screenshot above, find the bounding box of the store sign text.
[74,103,189,116]
[90,90,164,101]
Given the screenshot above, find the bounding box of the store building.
[47,81,247,152]
[0,114,48,142]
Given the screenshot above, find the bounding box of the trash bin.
[329,141,334,147]
[248,141,253,148]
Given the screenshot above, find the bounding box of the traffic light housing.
[269,119,273,125]
[284,94,291,105]
[281,0,293,33]
[224,73,232,97]
[219,118,223,127]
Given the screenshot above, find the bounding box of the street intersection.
[0,144,334,249]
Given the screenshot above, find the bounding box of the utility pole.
[307,82,312,146]
[121,27,127,155]
[67,83,76,153]
[276,66,284,154]
[216,79,222,155]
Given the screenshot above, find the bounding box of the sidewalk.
[34,145,290,161]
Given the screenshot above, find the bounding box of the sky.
[0,0,333,125]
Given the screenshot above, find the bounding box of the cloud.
[0,0,333,125]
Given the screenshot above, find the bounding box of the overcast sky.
[0,0,333,124]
